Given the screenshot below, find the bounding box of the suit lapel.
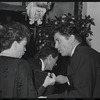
[35,59,42,70]
[72,43,82,57]
[67,43,82,76]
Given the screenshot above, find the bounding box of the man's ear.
[48,54,52,62]
[69,34,75,43]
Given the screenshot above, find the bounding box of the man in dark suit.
[52,55,71,94]
[40,14,100,98]
[27,45,58,96]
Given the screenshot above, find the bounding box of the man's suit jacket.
[27,58,54,96]
[52,55,72,94]
[47,44,100,98]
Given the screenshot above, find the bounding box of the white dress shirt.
[40,58,45,71]
[71,43,80,56]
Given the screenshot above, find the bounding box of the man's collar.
[40,58,45,71]
[71,43,80,56]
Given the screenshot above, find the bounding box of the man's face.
[54,32,72,56]
[45,56,58,71]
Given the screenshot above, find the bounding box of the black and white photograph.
[0,2,100,98]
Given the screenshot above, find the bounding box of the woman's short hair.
[0,21,31,52]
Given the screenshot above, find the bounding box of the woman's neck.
[0,50,16,58]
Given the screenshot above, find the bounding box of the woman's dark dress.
[0,56,37,98]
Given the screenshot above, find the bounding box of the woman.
[0,22,37,98]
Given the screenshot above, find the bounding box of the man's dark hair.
[53,13,95,47]
[54,24,83,43]
[38,45,58,60]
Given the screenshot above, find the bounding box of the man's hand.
[56,75,70,85]
[43,73,56,88]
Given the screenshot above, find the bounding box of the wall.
[1,2,22,6]
[47,2,74,20]
[82,2,87,18]
[85,2,100,52]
